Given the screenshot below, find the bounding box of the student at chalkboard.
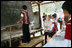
[17,5,31,45]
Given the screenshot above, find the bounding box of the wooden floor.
[19,36,45,47]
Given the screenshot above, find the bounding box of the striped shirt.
[21,10,30,24]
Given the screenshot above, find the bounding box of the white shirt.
[21,13,23,17]
[69,18,71,21]
[21,10,28,24]
[44,18,54,32]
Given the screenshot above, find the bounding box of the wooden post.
[9,26,12,47]
[40,30,42,37]
[38,3,41,28]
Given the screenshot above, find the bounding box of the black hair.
[62,1,71,14]
[22,5,27,10]
[43,16,45,18]
[43,14,47,18]
[57,18,62,23]
[52,13,57,18]
[48,15,51,18]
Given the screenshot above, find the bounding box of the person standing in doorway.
[43,13,46,21]
[17,5,31,45]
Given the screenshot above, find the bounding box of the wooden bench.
[19,36,44,47]
[30,29,43,37]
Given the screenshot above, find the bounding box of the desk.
[43,35,71,47]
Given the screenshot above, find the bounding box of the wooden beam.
[32,1,64,7]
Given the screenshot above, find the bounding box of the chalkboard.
[1,1,34,27]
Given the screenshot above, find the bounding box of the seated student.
[44,15,52,44]
[62,1,71,47]
[44,15,58,43]
[49,14,58,37]
[47,21,58,39]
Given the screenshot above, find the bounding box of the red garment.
[21,10,30,24]
[65,20,71,40]
[52,22,58,33]
[43,18,46,21]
